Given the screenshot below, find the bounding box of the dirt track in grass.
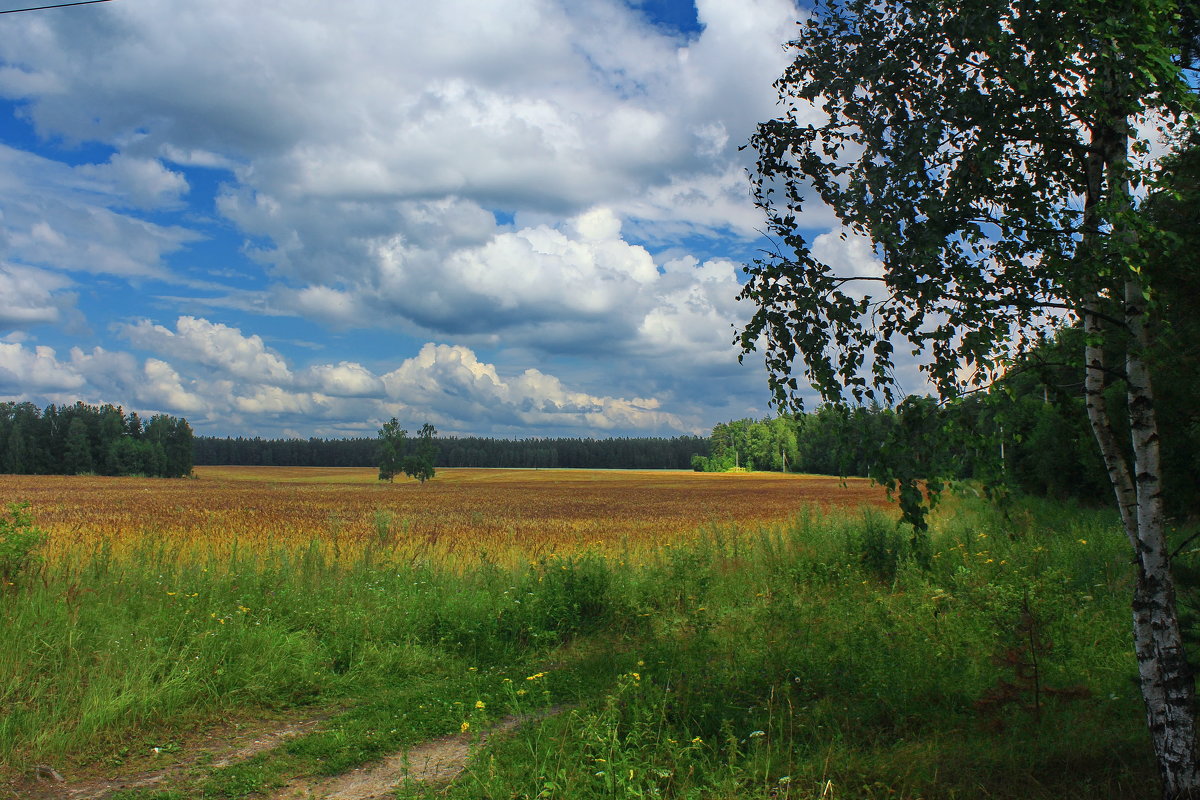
[8,709,555,800]
[6,710,336,800]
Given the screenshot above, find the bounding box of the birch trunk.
[1081,301,1136,544]
[1125,277,1199,798]
[1081,89,1199,796]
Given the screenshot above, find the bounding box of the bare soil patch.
[3,710,336,800]
[269,710,556,800]
[5,708,557,800]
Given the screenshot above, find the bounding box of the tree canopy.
[377,418,407,483]
[740,0,1199,794]
[741,0,1195,405]
[376,420,440,484]
[0,401,193,478]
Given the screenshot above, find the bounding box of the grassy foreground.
[0,494,1162,798]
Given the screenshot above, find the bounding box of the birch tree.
[738,0,1199,795]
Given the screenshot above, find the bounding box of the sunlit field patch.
[0,467,891,564]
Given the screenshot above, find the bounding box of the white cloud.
[382,342,691,433]
[96,314,699,435]
[284,286,367,328]
[1,0,799,233]
[304,362,385,397]
[232,384,322,416]
[0,342,85,393]
[0,263,75,329]
[0,0,812,435]
[120,316,293,384]
[76,155,189,209]
[637,256,747,368]
[68,345,141,394]
[0,145,200,279]
[368,207,658,331]
[140,358,207,413]
[260,207,751,373]
[0,341,207,415]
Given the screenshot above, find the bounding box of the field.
[3,466,891,562]
[0,468,1162,799]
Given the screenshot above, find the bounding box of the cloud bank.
[0,0,817,437]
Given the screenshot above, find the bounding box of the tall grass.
[1,495,1158,798]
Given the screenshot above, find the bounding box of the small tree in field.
[403,423,438,484]
[739,0,1198,795]
[377,418,406,483]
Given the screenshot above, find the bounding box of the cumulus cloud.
[0,145,199,279]
[1,0,799,237]
[0,0,812,435]
[257,207,752,377]
[382,343,690,433]
[140,358,208,413]
[303,362,385,398]
[366,207,656,333]
[45,315,693,435]
[0,341,206,414]
[0,342,85,393]
[637,256,748,367]
[120,316,293,384]
[76,154,189,209]
[0,263,75,329]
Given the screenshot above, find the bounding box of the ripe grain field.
[1,466,891,562]
[0,469,1154,800]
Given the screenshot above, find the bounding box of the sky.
[0,0,868,440]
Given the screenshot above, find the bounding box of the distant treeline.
[695,397,1108,501]
[194,434,709,470]
[695,328,1199,518]
[0,401,194,478]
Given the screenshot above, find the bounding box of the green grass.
[0,494,1168,798]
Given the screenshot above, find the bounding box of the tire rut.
[269,710,559,800]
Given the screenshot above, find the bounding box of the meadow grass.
[0,488,1164,799]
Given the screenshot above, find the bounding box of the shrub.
[0,502,46,586]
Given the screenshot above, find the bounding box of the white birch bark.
[1125,276,1199,798]
[1081,93,1199,797]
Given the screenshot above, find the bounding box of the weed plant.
[0,495,1157,799]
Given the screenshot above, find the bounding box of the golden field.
[1,466,891,563]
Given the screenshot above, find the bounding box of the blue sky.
[0,0,867,439]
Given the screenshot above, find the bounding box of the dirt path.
[9,709,558,800]
[5,711,336,800]
[267,715,528,800]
